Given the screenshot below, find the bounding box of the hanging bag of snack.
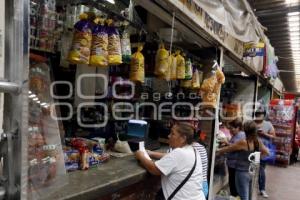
[185,58,193,80]
[107,19,122,65]
[170,53,177,80]
[181,79,192,88]
[68,13,93,64]
[90,18,108,67]
[155,43,169,76]
[130,45,144,83]
[120,26,132,64]
[192,67,201,89]
[176,50,186,79]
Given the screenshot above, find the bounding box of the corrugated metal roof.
[250,0,300,93]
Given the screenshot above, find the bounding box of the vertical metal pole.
[3,0,29,199]
[253,77,259,118]
[208,47,224,200]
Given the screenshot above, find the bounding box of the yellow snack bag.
[170,54,177,80]
[90,18,108,67]
[155,43,169,76]
[176,51,185,79]
[107,19,122,65]
[130,45,145,83]
[181,79,192,88]
[192,68,201,89]
[68,13,93,64]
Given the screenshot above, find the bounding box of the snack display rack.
[269,99,296,167]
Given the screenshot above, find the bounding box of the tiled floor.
[258,162,300,200]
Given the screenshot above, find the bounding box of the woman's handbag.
[155,149,197,200]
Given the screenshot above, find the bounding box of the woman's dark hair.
[243,120,258,140]
[255,111,266,117]
[174,122,195,145]
[228,118,243,130]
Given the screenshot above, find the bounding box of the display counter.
[42,153,162,200]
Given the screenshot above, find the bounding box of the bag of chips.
[68,13,92,64]
[130,45,144,83]
[170,54,177,80]
[121,28,132,64]
[185,58,193,80]
[192,68,201,89]
[176,51,185,79]
[107,19,122,65]
[90,18,108,67]
[181,79,192,88]
[155,43,169,76]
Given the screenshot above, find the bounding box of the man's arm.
[262,122,276,139]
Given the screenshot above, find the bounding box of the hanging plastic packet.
[192,67,201,89]
[185,58,193,80]
[162,55,172,81]
[90,18,108,67]
[176,51,185,79]
[155,43,169,76]
[130,45,145,83]
[181,79,192,88]
[107,19,122,65]
[68,13,92,64]
[170,53,177,80]
[121,26,132,64]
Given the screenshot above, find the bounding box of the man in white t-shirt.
[135,122,206,200]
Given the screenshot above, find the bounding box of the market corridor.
[258,162,300,200]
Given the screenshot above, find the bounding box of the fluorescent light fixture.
[29,94,36,98]
[288,16,300,22]
[288,21,300,27]
[105,0,115,4]
[289,27,300,32]
[40,103,47,106]
[28,91,32,94]
[290,32,300,36]
[33,97,38,101]
[285,0,299,4]
[37,101,41,104]
[288,12,300,16]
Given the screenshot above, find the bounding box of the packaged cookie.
[107,19,122,65]
[68,13,92,64]
[90,18,108,67]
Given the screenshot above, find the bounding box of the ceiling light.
[286,0,300,3]
[288,21,300,27]
[37,101,41,104]
[288,16,300,22]
[289,27,300,32]
[288,12,300,16]
[104,0,115,4]
[290,32,300,37]
[33,97,38,101]
[28,91,32,94]
[40,103,47,106]
[29,94,36,98]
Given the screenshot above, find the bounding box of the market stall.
[26,0,227,199]
[0,0,285,200]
